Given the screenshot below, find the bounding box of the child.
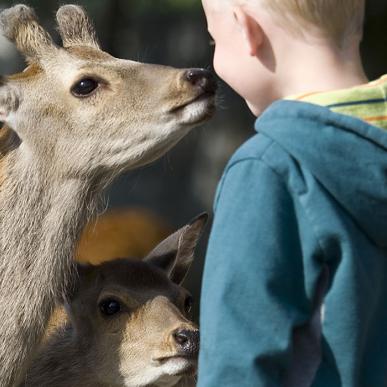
[198,1,387,386]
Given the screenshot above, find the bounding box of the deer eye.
[184,295,194,315]
[71,78,99,97]
[99,298,121,316]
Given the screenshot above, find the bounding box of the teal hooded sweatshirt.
[198,100,387,387]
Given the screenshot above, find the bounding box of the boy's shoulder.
[223,129,293,195]
[227,132,274,167]
[227,100,326,170]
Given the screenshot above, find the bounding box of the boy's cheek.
[213,49,232,84]
[213,50,242,93]
[212,52,223,79]
[246,100,261,116]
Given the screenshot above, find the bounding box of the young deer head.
[25,214,207,387]
[0,4,216,178]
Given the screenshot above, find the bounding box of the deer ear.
[56,5,100,49]
[0,5,56,63]
[145,213,208,284]
[76,262,94,279]
[65,262,94,301]
[0,78,20,123]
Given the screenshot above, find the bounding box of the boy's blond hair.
[235,0,366,47]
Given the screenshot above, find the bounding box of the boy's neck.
[277,41,368,99]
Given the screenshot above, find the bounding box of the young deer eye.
[184,295,194,315]
[71,78,99,97]
[99,298,121,316]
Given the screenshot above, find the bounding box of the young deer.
[23,215,207,387]
[44,208,172,340]
[0,4,216,386]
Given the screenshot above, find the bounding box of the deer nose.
[185,68,217,94]
[172,328,199,357]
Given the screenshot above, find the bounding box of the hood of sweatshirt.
[256,99,387,248]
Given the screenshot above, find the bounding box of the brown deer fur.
[23,215,207,387]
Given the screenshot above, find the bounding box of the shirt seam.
[225,140,278,178]
[213,140,277,210]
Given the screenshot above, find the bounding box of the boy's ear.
[0,78,20,123]
[145,213,208,285]
[233,6,263,57]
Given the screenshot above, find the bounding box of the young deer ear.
[65,262,94,301]
[233,6,264,57]
[145,213,208,285]
[75,262,94,279]
[56,5,100,49]
[0,78,20,123]
[0,4,56,63]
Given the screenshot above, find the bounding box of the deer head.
[0,5,216,179]
[57,214,208,387]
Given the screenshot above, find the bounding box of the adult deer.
[0,4,216,386]
[23,215,207,387]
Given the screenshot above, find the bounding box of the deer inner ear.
[146,252,178,277]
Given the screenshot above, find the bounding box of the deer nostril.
[185,68,217,94]
[172,329,200,356]
[173,330,189,346]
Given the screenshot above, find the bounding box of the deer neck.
[0,148,98,286]
[24,326,103,387]
[0,148,100,386]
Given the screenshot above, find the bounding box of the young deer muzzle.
[0,4,216,386]
[23,215,207,387]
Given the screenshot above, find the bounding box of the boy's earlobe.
[233,6,263,57]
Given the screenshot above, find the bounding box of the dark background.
[1,0,386,317]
